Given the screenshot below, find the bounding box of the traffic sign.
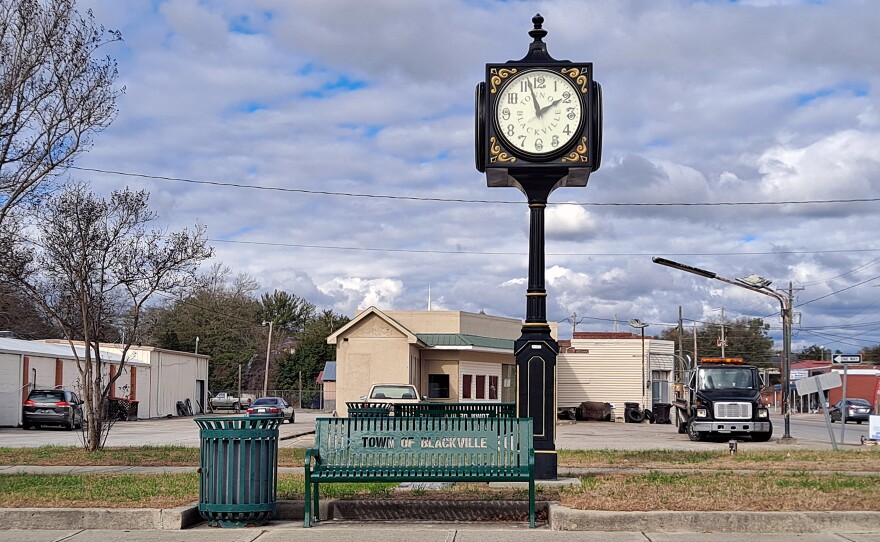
[832,354,861,364]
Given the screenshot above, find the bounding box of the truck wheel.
[686,420,705,442]
[233,402,240,413]
[677,421,687,434]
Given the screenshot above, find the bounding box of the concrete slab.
[548,506,880,534]
[0,530,84,542]
[62,529,265,541]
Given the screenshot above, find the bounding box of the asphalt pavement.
[1,410,871,450]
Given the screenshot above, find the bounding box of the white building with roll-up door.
[0,337,209,426]
[558,332,675,417]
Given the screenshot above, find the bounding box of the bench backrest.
[314,416,533,470]
[345,402,391,417]
[393,402,516,418]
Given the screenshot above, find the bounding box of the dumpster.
[653,403,673,425]
[624,402,643,423]
[195,416,281,527]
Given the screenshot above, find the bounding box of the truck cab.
[675,357,773,442]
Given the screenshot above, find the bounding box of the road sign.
[832,354,861,364]
[795,371,842,396]
[790,369,809,381]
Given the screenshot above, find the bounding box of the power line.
[209,238,880,257]
[72,166,880,208]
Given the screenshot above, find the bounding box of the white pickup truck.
[360,384,424,404]
[209,392,256,412]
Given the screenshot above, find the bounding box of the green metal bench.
[304,416,535,528]
[393,402,516,418]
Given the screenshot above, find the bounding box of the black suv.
[22,389,84,430]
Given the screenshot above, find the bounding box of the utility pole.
[717,306,726,357]
[569,312,585,335]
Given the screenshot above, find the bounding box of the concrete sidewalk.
[1,525,880,542]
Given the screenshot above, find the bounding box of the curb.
[0,503,199,530]
[1,501,879,533]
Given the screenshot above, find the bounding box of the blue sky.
[74,0,880,357]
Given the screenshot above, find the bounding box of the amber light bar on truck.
[699,357,744,364]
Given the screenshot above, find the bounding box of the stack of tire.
[624,402,644,423]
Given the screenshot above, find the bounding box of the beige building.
[558,332,675,414]
[326,308,674,420]
[327,307,546,416]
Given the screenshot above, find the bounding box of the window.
[428,374,450,399]
[475,375,486,399]
[462,375,472,399]
[489,376,498,400]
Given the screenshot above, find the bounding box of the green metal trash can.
[195,416,280,527]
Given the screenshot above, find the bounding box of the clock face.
[494,69,584,159]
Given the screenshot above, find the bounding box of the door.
[196,380,205,414]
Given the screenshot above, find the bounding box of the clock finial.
[521,13,553,62]
[529,13,547,42]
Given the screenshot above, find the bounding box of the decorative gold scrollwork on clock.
[561,67,588,94]
[489,68,518,94]
[489,137,516,163]
[561,136,589,163]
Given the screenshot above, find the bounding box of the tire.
[687,420,705,442]
[66,416,75,431]
[625,408,644,423]
[677,421,687,434]
[857,420,863,425]
[21,423,31,430]
[752,422,773,442]
[233,402,241,413]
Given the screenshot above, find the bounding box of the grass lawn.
[1,446,878,510]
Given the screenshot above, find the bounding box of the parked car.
[246,397,295,423]
[209,391,256,411]
[22,389,84,430]
[829,398,874,424]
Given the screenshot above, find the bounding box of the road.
[0,410,872,450]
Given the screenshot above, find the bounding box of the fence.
[238,389,325,410]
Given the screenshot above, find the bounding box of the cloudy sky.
[73,0,880,357]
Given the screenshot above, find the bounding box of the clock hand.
[527,80,541,117]
[537,98,563,118]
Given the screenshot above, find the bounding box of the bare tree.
[0,0,122,226]
[0,183,212,450]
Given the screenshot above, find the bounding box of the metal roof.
[321,361,336,381]
[0,337,124,362]
[416,333,514,351]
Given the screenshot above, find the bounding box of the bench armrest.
[305,447,322,466]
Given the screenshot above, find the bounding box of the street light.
[652,257,795,442]
[628,318,650,409]
[262,320,274,397]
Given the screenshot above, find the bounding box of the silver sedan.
[246,397,295,423]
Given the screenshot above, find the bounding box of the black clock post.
[475,14,602,480]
